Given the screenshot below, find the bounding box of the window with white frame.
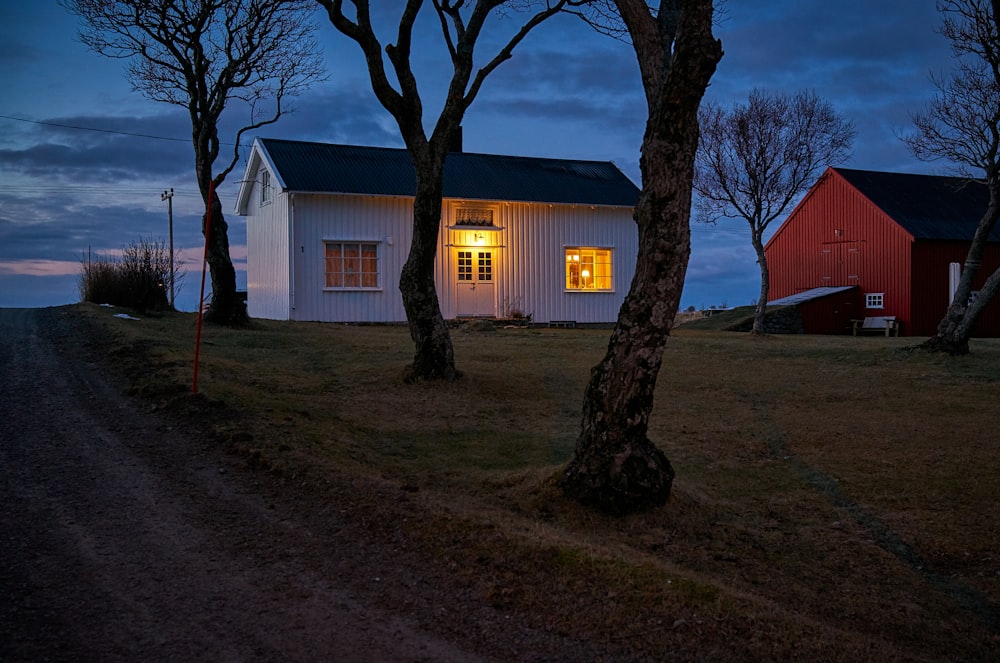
[565,247,613,291]
[865,292,884,309]
[324,242,379,289]
[260,169,272,205]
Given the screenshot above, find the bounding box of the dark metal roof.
[769,286,857,307]
[834,168,998,241]
[258,138,639,207]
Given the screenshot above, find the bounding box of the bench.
[851,316,900,336]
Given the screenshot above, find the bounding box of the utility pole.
[161,188,175,309]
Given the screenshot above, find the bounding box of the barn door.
[455,249,495,317]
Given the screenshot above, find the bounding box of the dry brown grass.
[80,304,1000,661]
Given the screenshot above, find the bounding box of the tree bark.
[561,0,722,514]
[920,183,999,355]
[400,158,456,382]
[751,230,769,335]
[196,135,247,327]
[202,194,248,327]
[560,186,688,513]
[317,0,574,382]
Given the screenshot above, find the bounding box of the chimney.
[449,126,463,153]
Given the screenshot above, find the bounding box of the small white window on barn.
[454,206,495,227]
[565,247,613,291]
[324,242,379,289]
[260,169,272,205]
[866,292,884,309]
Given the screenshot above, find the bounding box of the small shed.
[235,138,640,324]
[768,286,862,334]
[765,167,1000,336]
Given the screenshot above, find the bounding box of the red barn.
[765,167,1000,336]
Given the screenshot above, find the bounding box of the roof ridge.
[257,136,621,167]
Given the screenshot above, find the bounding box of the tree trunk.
[561,0,722,514]
[201,194,248,327]
[559,186,687,513]
[920,184,998,355]
[922,306,972,355]
[751,231,769,335]
[399,162,456,382]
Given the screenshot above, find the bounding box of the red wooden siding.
[798,289,864,334]
[767,168,1000,337]
[766,169,915,332]
[911,241,1000,336]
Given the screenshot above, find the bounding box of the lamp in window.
[581,268,591,287]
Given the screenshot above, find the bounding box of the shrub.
[79,237,176,313]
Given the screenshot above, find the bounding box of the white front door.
[455,249,495,317]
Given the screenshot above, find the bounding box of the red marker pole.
[192,180,214,394]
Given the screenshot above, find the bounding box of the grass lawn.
[81,303,1000,661]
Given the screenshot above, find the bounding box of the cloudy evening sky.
[0,1,957,312]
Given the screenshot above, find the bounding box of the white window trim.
[564,246,615,293]
[865,292,884,309]
[260,169,272,206]
[323,240,382,291]
[450,203,499,228]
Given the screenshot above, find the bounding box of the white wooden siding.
[437,200,637,323]
[246,168,292,320]
[290,194,412,322]
[248,189,637,324]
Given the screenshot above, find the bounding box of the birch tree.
[64,0,324,326]
[906,0,1000,355]
[560,0,722,514]
[694,89,854,334]
[316,0,587,380]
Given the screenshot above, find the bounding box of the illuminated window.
[325,242,379,289]
[260,169,272,205]
[455,207,495,227]
[457,251,473,281]
[565,247,612,291]
[457,250,492,282]
[865,292,884,309]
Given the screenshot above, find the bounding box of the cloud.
[0,191,210,264]
[0,259,80,277]
[252,85,402,147]
[0,113,193,181]
[484,43,640,98]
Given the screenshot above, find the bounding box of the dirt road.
[0,308,606,662]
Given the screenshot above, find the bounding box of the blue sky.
[0,1,955,312]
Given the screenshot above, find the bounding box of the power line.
[0,184,207,197]
[0,113,245,147]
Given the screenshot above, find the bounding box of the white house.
[235,137,640,324]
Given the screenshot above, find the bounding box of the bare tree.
[693,90,855,334]
[315,0,587,381]
[63,0,325,326]
[905,0,1000,355]
[560,0,722,514]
